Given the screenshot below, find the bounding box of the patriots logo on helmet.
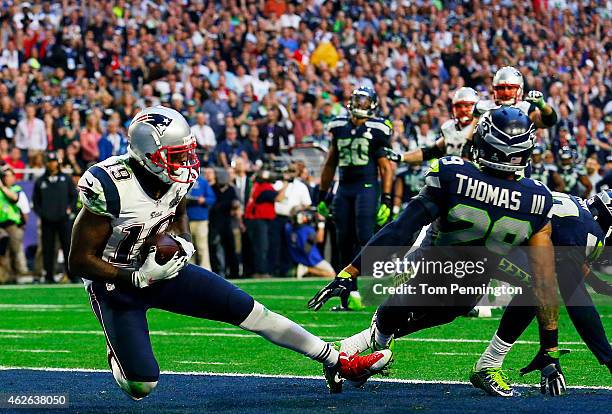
[133,113,173,137]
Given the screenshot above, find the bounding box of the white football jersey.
[439,119,472,156]
[77,155,192,276]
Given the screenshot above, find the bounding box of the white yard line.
[0,328,590,346]
[433,352,482,356]
[0,366,609,390]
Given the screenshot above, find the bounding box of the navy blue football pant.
[332,182,378,268]
[87,264,255,382]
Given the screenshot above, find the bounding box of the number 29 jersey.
[421,156,554,253]
[328,116,391,184]
[77,155,192,275]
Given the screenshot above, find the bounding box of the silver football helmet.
[127,106,199,184]
[492,66,524,105]
[451,87,479,125]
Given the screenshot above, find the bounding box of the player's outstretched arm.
[524,222,567,396]
[308,197,439,311]
[526,91,558,128]
[527,222,559,338]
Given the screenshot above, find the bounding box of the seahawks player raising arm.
[385,87,479,165]
[309,107,563,394]
[69,106,391,401]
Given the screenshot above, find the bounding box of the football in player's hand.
[139,233,181,265]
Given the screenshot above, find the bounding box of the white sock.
[475,333,513,370]
[374,325,393,349]
[340,328,371,355]
[239,301,339,367]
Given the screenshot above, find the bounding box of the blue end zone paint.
[0,370,610,413]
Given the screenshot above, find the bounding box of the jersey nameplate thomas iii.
[328,117,391,184]
[420,156,554,254]
[77,155,192,279]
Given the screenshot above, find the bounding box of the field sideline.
[0,279,610,412]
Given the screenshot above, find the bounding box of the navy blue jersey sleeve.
[365,119,392,159]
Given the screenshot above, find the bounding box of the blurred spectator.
[585,157,602,198]
[260,107,289,156]
[0,166,29,281]
[0,97,19,142]
[244,170,287,278]
[32,152,77,283]
[98,119,127,161]
[3,148,25,180]
[203,88,231,137]
[285,207,334,279]
[270,161,312,277]
[79,113,102,164]
[191,113,216,152]
[15,104,46,165]
[209,168,240,279]
[217,126,246,169]
[244,125,265,165]
[186,170,216,270]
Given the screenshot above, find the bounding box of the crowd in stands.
[0,0,610,281]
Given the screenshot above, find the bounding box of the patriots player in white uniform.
[385,87,479,166]
[475,66,558,129]
[69,106,391,400]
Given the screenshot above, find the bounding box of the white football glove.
[131,247,188,288]
[171,234,195,262]
[525,90,546,109]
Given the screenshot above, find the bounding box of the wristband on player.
[539,327,558,350]
[392,205,400,215]
[422,144,445,161]
[177,232,192,243]
[541,109,558,127]
[318,190,331,205]
[116,268,138,288]
[337,270,353,279]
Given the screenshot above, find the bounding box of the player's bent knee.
[109,353,158,400]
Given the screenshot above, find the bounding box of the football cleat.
[469,365,514,397]
[338,349,393,384]
[323,342,344,394]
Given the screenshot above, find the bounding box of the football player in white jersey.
[69,106,391,400]
[385,87,479,167]
[475,66,558,129]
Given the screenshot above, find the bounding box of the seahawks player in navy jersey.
[470,190,612,396]
[317,86,393,310]
[309,106,564,394]
[392,164,426,219]
[69,106,392,400]
[558,146,591,198]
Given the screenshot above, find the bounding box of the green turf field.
[0,279,610,387]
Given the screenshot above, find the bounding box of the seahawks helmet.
[472,106,535,172]
[451,87,479,125]
[493,66,524,105]
[347,86,378,119]
[587,190,612,241]
[127,106,200,184]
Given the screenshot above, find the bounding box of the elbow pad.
[421,145,445,161]
[541,109,558,127]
